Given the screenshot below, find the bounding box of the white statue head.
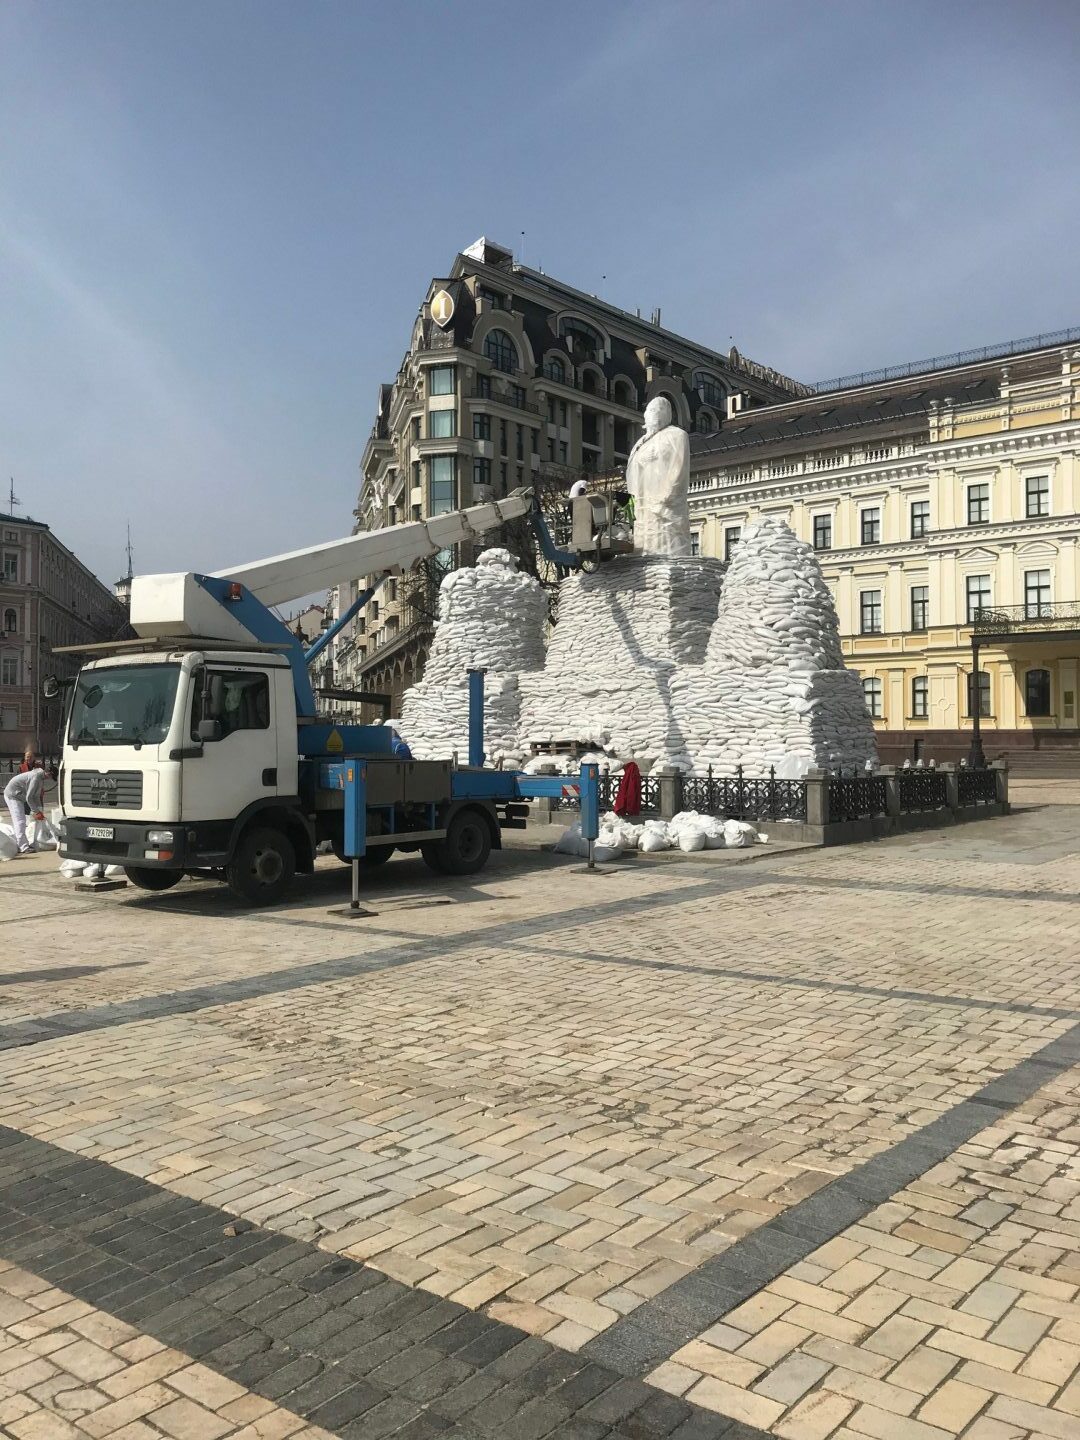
[643,395,672,435]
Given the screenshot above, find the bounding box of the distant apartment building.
[335,236,805,713]
[0,512,128,757]
[687,330,1080,763]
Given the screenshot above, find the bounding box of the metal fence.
[957,768,998,806]
[810,325,1080,394]
[682,766,807,822]
[897,769,948,813]
[827,773,889,823]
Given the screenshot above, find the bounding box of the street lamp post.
[968,632,987,769]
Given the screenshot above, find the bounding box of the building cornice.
[922,423,1080,463]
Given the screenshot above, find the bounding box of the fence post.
[991,759,1009,812]
[940,762,959,815]
[655,767,682,820]
[881,766,900,825]
[805,768,828,827]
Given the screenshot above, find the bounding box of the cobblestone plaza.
[0,798,1079,1439]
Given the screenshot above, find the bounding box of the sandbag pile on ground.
[398,548,547,761]
[517,554,723,772]
[671,518,877,776]
[563,809,766,857]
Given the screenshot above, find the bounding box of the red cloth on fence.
[613,761,643,817]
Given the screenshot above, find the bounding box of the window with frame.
[190,670,270,741]
[860,590,883,634]
[910,500,930,538]
[693,372,724,407]
[511,384,526,409]
[812,514,832,551]
[2,554,17,583]
[862,677,883,719]
[724,527,741,563]
[967,483,989,525]
[429,366,455,396]
[911,675,928,719]
[860,508,880,545]
[690,532,701,558]
[476,374,492,399]
[428,409,455,439]
[966,573,991,624]
[2,609,15,633]
[1026,475,1050,518]
[559,401,568,425]
[473,459,491,489]
[411,416,421,441]
[1024,568,1051,618]
[559,441,569,464]
[484,329,517,373]
[967,670,991,718]
[428,455,456,515]
[0,656,17,686]
[516,426,524,461]
[1025,668,1051,717]
[543,357,566,383]
[910,585,929,631]
[473,413,491,441]
[411,460,421,491]
[500,420,508,455]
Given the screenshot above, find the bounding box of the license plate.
[86,825,115,841]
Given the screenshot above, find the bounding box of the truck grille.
[70,770,144,809]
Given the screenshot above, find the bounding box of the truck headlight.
[146,829,175,845]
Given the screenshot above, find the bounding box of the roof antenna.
[520,229,526,265]
[8,478,22,514]
[124,522,134,580]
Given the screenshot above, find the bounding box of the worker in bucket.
[386,724,412,760]
[4,761,53,856]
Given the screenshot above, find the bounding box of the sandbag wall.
[397,548,547,762]
[671,517,877,776]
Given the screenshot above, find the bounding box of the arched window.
[613,379,636,408]
[581,368,600,395]
[543,356,565,383]
[2,609,15,633]
[1025,668,1051,717]
[484,329,517,374]
[697,409,717,434]
[693,371,725,408]
[559,317,604,361]
[862,676,883,719]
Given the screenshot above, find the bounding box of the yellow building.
[689,335,1080,765]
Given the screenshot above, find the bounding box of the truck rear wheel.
[422,809,491,876]
[125,866,181,892]
[227,826,295,905]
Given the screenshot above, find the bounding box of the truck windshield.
[69,664,181,747]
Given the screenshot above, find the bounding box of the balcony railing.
[470,385,539,415]
[972,601,1080,636]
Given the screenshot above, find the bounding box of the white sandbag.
[553,822,587,857]
[50,806,65,829]
[104,865,125,877]
[639,821,670,853]
[0,828,18,862]
[677,827,706,852]
[59,859,86,878]
[82,863,106,879]
[723,819,750,848]
[28,820,59,851]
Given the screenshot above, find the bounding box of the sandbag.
[677,827,707,852]
[28,820,59,851]
[639,821,670,853]
[59,859,86,878]
[0,828,18,862]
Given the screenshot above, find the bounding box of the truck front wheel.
[422,809,492,876]
[125,866,181,892]
[227,826,295,906]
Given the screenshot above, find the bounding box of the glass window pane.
[967,484,989,525]
[429,410,455,438]
[429,366,455,396]
[813,515,831,550]
[724,527,741,562]
[1026,476,1049,518]
[862,677,882,718]
[1024,569,1051,618]
[966,574,990,624]
[912,676,928,718]
[910,586,929,631]
[910,501,930,538]
[967,671,991,717]
[861,509,880,545]
[860,590,882,634]
[484,329,517,373]
[1025,668,1051,717]
[429,455,456,515]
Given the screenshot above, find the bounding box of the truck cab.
[61,645,312,900]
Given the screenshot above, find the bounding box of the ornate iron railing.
[957,768,998,806]
[897,769,948,813]
[828,773,888,823]
[972,601,1080,636]
[682,766,807,822]
[810,325,1080,394]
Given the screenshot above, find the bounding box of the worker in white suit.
[4,764,50,855]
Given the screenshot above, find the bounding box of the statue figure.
[625,396,691,557]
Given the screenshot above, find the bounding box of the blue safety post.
[343,761,367,910]
[579,762,599,870]
[467,669,486,768]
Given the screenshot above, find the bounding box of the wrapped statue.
[625,396,691,557]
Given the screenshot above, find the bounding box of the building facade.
[0,512,128,758]
[687,335,1080,762]
[338,236,806,713]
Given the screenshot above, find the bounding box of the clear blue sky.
[2,0,1078,591]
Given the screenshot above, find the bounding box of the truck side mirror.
[197,719,222,743]
[42,675,61,700]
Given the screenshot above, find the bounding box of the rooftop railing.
[810,326,1080,394]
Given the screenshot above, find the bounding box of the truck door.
[181,667,280,823]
